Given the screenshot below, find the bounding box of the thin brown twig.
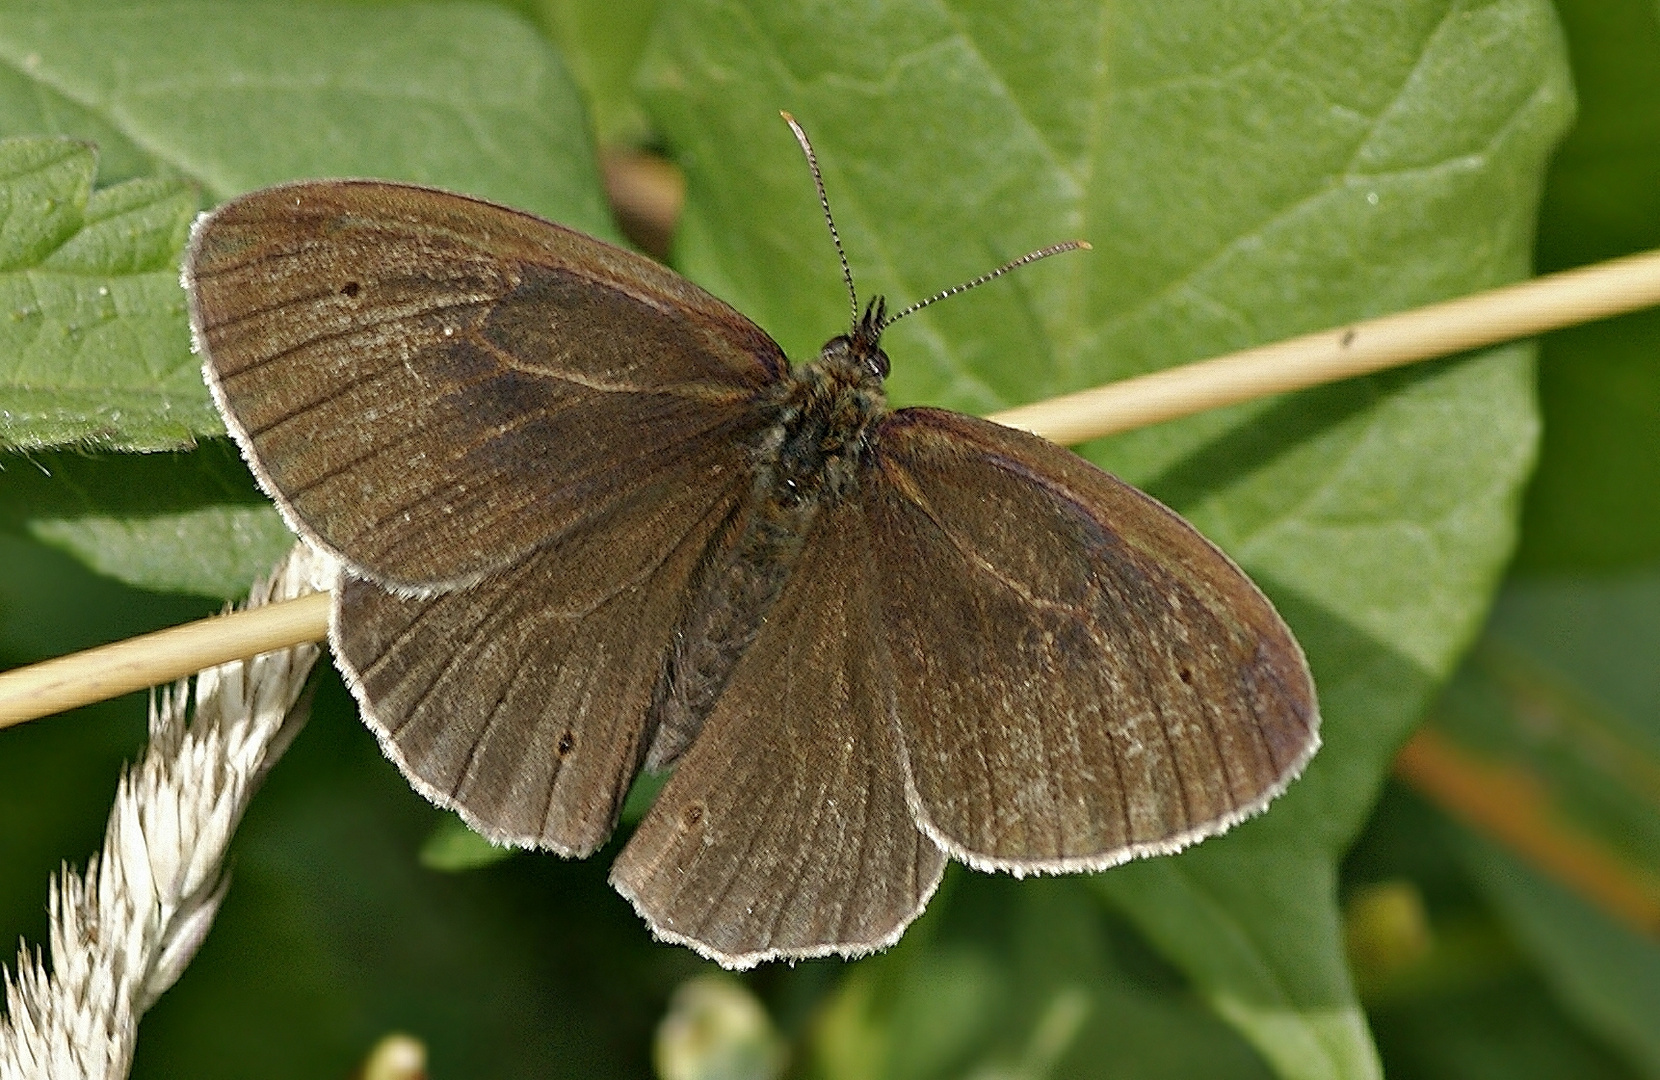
[1393,728,1660,938]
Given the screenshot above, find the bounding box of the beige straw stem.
[4,245,1660,729]
[990,246,1660,443]
[0,591,332,729]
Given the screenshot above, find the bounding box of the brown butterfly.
[183,117,1319,969]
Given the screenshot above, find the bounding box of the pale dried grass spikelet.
[0,544,325,1080]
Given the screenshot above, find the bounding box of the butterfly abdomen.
[642,351,888,770]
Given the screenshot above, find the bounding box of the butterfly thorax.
[754,335,890,508]
[642,323,890,770]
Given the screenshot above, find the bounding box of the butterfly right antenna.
[782,111,1090,339]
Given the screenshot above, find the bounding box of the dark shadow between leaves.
[0,439,266,526]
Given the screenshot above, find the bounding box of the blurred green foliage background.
[0,1,1656,1077]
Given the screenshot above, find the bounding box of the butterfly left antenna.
[782,112,861,331]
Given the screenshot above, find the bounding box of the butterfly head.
[819,296,892,382]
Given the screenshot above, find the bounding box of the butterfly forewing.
[866,409,1319,871]
[187,181,785,590]
[610,499,948,967]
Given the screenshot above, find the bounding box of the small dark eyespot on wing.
[340,281,361,298]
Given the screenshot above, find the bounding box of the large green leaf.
[0,138,206,450]
[637,2,1568,1078]
[0,0,611,451]
[0,441,296,597]
[0,0,609,595]
[532,0,664,144]
[0,1,610,224]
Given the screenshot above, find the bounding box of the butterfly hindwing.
[865,408,1320,872]
[610,498,948,967]
[333,480,748,854]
